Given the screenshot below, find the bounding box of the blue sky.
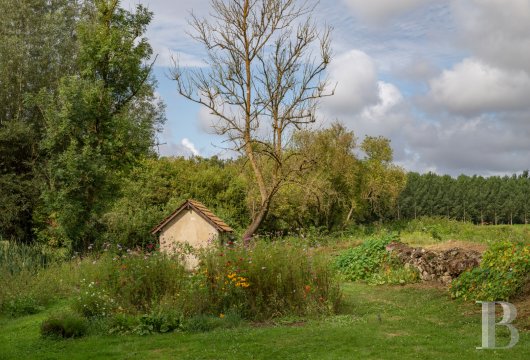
[124,0,530,176]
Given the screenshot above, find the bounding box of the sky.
[122,0,530,176]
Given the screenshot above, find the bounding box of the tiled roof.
[151,199,234,234]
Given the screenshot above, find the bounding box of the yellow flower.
[219,313,225,318]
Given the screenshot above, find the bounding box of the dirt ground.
[425,240,488,253]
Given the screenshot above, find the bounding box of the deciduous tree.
[36,0,164,251]
[173,0,332,239]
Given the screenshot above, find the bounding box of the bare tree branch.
[171,0,333,238]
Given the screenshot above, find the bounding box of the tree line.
[397,172,530,225]
[3,0,526,255]
[1,0,406,252]
[104,124,406,248]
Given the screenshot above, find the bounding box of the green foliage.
[334,233,398,281]
[398,172,530,225]
[277,123,360,231]
[105,309,183,335]
[197,241,342,320]
[270,124,406,232]
[106,309,243,335]
[102,157,248,248]
[450,241,530,301]
[104,252,187,312]
[0,0,78,242]
[72,279,117,318]
[182,314,227,333]
[3,283,529,359]
[35,0,164,251]
[0,241,69,316]
[3,296,45,317]
[135,310,183,335]
[0,241,54,275]
[71,250,187,315]
[105,313,141,335]
[367,265,420,286]
[397,216,530,245]
[334,233,419,285]
[62,241,341,325]
[359,136,406,222]
[41,311,88,339]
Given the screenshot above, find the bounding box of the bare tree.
[172,0,332,239]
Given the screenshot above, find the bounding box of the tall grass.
[199,240,342,320]
[2,240,342,329]
[393,217,530,245]
[0,241,100,316]
[0,241,54,275]
[1,242,57,315]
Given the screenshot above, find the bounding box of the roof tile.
[151,199,234,234]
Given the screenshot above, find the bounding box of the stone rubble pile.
[385,242,482,284]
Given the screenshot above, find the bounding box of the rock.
[386,241,482,285]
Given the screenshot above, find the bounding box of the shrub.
[72,279,117,318]
[41,312,88,339]
[70,250,187,317]
[334,233,396,281]
[334,233,419,285]
[367,265,420,286]
[2,296,44,317]
[135,310,183,335]
[450,241,530,301]
[182,314,225,333]
[197,240,342,321]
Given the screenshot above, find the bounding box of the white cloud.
[451,0,530,72]
[397,57,440,81]
[122,0,210,67]
[342,0,435,22]
[181,138,200,156]
[361,82,403,120]
[121,0,530,176]
[427,58,530,115]
[323,50,380,115]
[404,114,530,175]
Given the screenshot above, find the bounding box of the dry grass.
[425,240,488,253]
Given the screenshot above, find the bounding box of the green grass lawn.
[1,283,528,360]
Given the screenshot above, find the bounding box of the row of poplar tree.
[397,172,530,225]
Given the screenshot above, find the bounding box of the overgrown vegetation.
[334,233,419,285]
[450,241,530,301]
[391,217,530,246]
[41,311,88,339]
[1,241,341,337]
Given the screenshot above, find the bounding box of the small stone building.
[151,199,233,267]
